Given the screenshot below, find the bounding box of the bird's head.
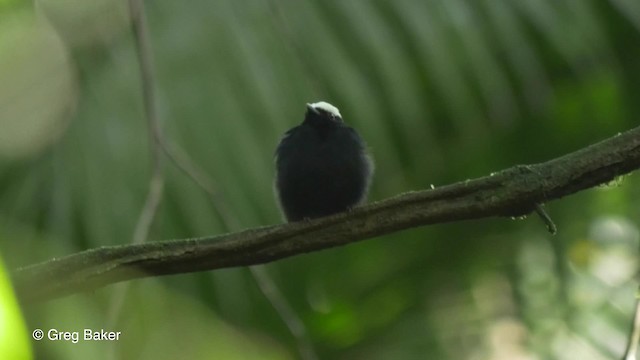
[305,101,343,125]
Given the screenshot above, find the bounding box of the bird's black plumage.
[275,101,373,222]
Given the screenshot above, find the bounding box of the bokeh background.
[2,0,640,359]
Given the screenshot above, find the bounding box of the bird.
[274,101,373,222]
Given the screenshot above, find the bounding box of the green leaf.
[0,255,32,360]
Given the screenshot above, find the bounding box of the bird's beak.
[306,103,319,114]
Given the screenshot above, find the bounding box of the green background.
[2,0,640,359]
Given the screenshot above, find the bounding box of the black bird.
[275,101,373,222]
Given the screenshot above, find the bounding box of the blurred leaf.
[36,0,129,47]
[2,0,640,359]
[0,9,75,159]
[0,255,32,360]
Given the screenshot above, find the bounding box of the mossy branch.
[13,126,640,303]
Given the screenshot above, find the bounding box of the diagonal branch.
[13,126,640,303]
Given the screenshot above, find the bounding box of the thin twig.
[103,1,315,358]
[624,288,640,360]
[534,203,557,235]
[124,0,166,247]
[133,1,318,354]
[107,0,166,346]
[157,138,241,230]
[160,139,318,360]
[250,266,318,360]
[157,130,318,360]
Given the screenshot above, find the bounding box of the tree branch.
[13,126,640,303]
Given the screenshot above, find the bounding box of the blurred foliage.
[0,255,31,359]
[0,7,75,159]
[1,0,640,359]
